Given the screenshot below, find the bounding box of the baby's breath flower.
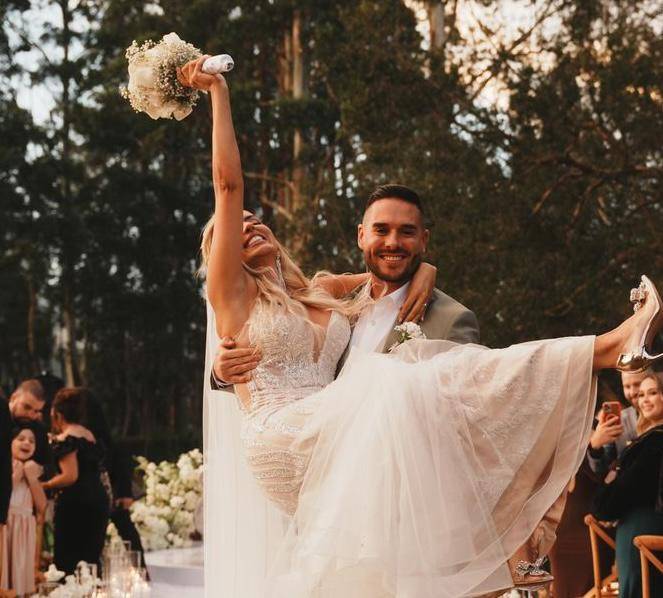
[121,33,203,120]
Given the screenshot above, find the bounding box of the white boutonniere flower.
[389,322,426,352]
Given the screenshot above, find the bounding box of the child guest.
[0,422,47,596]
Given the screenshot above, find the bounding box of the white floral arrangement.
[126,448,203,551]
[120,32,234,120]
[38,562,98,597]
[389,322,426,352]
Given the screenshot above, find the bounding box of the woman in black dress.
[42,388,110,575]
[593,372,663,598]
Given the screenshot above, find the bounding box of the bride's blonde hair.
[200,216,370,333]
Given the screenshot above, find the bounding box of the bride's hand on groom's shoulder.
[214,337,263,385]
[399,263,437,324]
[177,55,225,92]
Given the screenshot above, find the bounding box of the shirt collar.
[376,282,410,307]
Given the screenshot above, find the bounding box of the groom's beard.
[366,252,422,285]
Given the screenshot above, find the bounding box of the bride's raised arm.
[179,57,252,337]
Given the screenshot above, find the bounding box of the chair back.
[633,534,663,598]
[583,514,618,597]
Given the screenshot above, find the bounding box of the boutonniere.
[389,322,426,352]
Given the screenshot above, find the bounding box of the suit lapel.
[379,318,400,354]
[379,292,440,353]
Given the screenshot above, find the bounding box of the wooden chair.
[583,514,618,597]
[633,535,663,598]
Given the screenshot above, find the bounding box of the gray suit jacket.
[338,287,479,370]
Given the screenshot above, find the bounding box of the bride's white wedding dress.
[204,301,597,598]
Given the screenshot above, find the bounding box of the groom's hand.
[214,338,263,385]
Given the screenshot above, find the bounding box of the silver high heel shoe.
[616,275,663,373]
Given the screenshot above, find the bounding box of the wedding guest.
[0,397,11,588]
[1,397,11,524]
[548,463,613,597]
[0,422,47,596]
[7,381,45,423]
[587,370,648,477]
[42,388,109,575]
[593,371,663,598]
[7,381,53,479]
[33,373,64,430]
[107,445,146,568]
[81,389,147,566]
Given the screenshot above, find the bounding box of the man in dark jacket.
[0,396,12,587]
[82,388,147,567]
[1,396,11,525]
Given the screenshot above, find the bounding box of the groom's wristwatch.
[210,369,232,390]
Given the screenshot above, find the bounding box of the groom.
[211,184,479,387]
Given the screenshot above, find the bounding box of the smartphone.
[602,401,622,419]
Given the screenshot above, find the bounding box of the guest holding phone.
[587,371,648,477]
[593,371,663,598]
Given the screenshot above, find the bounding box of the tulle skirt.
[267,336,597,598]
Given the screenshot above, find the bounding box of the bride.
[178,58,663,597]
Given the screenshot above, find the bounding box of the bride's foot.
[616,275,663,373]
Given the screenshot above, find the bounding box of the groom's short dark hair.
[365,184,424,215]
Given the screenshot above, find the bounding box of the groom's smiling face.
[358,198,429,288]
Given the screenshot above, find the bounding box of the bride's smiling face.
[242,211,278,268]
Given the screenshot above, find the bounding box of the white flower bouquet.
[121,32,234,120]
[123,448,203,551]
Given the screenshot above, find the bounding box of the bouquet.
[121,32,234,120]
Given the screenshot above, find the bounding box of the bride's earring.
[276,254,286,290]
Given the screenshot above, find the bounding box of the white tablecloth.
[146,544,204,597]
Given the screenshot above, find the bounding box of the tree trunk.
[291,9,304,214]
[278,25,293,215]
[62,285,78,386]
[25,272,38,373]
[428,2,445,49]
[58,0,80,387]
[278,9,307,224]
[121,331,132,437]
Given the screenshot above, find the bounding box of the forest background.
[1,0,661,458]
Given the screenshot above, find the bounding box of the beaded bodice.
[244,308,351,415]
[239,306,351,515]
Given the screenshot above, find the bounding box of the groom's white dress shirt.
[349,283,410,353]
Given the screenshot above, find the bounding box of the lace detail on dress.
[239,308,351,514]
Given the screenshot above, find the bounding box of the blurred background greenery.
[1,0,661,458]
